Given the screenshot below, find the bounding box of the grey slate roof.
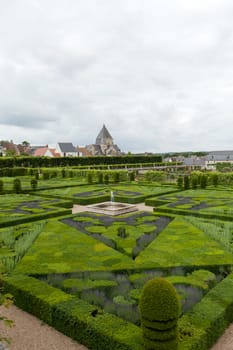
[96,124,113,144]
[58,142,77,153]
[207,150,233,161]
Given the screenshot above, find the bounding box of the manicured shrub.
[13,178,22,193]
[212,173,218,187]
[117,226,128,238]
[129,172,135,181]
[191,175,198,189]
[61,168,66,178]
[50,171,57,179]
[87,173,93,184]
[31,178,38,191]
[200,174,208,189]
[139,277,180,350]
[0,179,4,194]
[104,174,109,184]
[177,176,183,189]
[183,176,190,190]
[113,172,120,183]
[97,172,103,184]
[35,171,39,180]
[42,171,50,180]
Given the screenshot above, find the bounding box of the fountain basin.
[86,201,138,216]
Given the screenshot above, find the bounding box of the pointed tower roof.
[96,124,113,145]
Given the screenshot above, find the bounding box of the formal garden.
[0,163,233,349]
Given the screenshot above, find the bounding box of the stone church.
[86,124,122,156]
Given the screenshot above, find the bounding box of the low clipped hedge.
[2,275,143,350]
[2,272,233,349]
[0,208,72,228]
[74,194,110,205]
[153,207,233,222]
[179,272,233,350]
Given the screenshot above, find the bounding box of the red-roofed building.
[33,147,60,157]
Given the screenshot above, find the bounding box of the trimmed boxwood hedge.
[0,155,162,168]
[153,207,233,222]
[2,272,233,349]
[179,272,233,350]
[2,275,143,350]
[0,208,72,228]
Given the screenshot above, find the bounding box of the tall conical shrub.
[139,278,180,350]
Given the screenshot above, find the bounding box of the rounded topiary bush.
[31,178,38,191]
[13,178,22,193]
[139,277,180,350]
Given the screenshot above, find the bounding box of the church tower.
[96,124,113,146]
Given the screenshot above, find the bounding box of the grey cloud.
[1,0,233,151]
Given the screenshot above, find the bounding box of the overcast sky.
[1,0,233,153]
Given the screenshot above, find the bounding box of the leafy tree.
[22,141,30,147]
[5,149,17,157]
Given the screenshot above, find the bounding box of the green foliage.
[104,173,109,184]
[145,171,166,182]
[2,275,143,350]
[177,176,183,189]
[113,172,120,183]
[140,278,180,350]
[13,178,21,194]
[179,272,233,350]
[117,226,128,239]
[0,180,3,194]
[136,217,233,268]
[183,176,190,190]
[0,222,45,272]
[61,168,66,178]
[30,178,38,191]
[0,155,162,168]
[200,174,208,189]
[191,175,198,189]
[14,219,133,275]
[97,172,103,184]
[212,173,219,187]
[128,172,135,182]
[42,171,50,180]
[87,173,93,184]
[140,278,180,322]
[184,216,233,252]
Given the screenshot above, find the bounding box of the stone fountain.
[86,191,138,216]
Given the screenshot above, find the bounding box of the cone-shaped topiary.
[139,277,180,350]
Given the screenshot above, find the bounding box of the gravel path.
[0,304,232,350]
[210,324,233,350]
[0,305,88,350]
